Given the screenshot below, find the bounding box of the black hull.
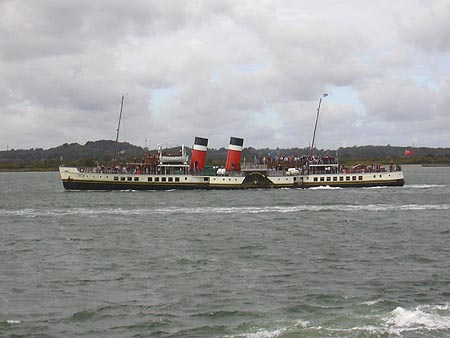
[62,178,404,191]
[302,179,405,189]
[63,181,212,191]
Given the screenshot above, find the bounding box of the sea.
[1,166,450,338]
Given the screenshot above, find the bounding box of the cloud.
[398,0,450,52]
[0,0,449,150]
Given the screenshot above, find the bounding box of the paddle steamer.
[59,137,404,190]
[59,95,405,190]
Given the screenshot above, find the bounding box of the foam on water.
[268,304,450,336]
[244,329,284,338]
[223,319,308,338]
[309,185,342,190]
[222,328,285,338]
[2,203,450,218]
[405,184,447,189]
[385,304,450,334]
[360,298,384,306]
[307,325,382,335]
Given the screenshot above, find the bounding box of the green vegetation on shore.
[1,140,449,172]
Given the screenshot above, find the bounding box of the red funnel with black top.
[190,136,208,171]
[225,137,244,171]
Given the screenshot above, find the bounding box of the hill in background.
[1,140,450,171]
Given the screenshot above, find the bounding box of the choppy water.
[1,166,450,337]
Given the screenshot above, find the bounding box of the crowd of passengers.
[82,164,157,174]
[254,154,338,166]
[254,154,401,174]
[84,155,401,175]
[92,165,180,175]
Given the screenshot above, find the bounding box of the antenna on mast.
[112,94,126,169]
[309,93,328,158]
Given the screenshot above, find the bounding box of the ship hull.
[60,167,405,190]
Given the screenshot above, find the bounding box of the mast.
[112,94,125,169]
[309,93,328,158]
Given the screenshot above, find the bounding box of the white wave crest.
[222,328,285,338]
[405,184,447,189]
[2,203,450,217]
[363,186,388,189]
[6,320,21,324]
[309,185,342,190]
[361,298,384,306]
[385,305,450,333]
[222,319,308,338]
[244,329,284,338]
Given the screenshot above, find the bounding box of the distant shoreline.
[0,169,58,173]
[421,164,450,167]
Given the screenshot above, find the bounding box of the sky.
[1,0,449,151]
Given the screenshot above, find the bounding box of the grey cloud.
[0,0,449,150]
[398,0,450,52]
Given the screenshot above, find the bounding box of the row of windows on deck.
[308,174,384,182]
[113,176,210,182]
[312,175,362,182]
[114,176,182,182]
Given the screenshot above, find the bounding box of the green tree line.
[1,140,449,171]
